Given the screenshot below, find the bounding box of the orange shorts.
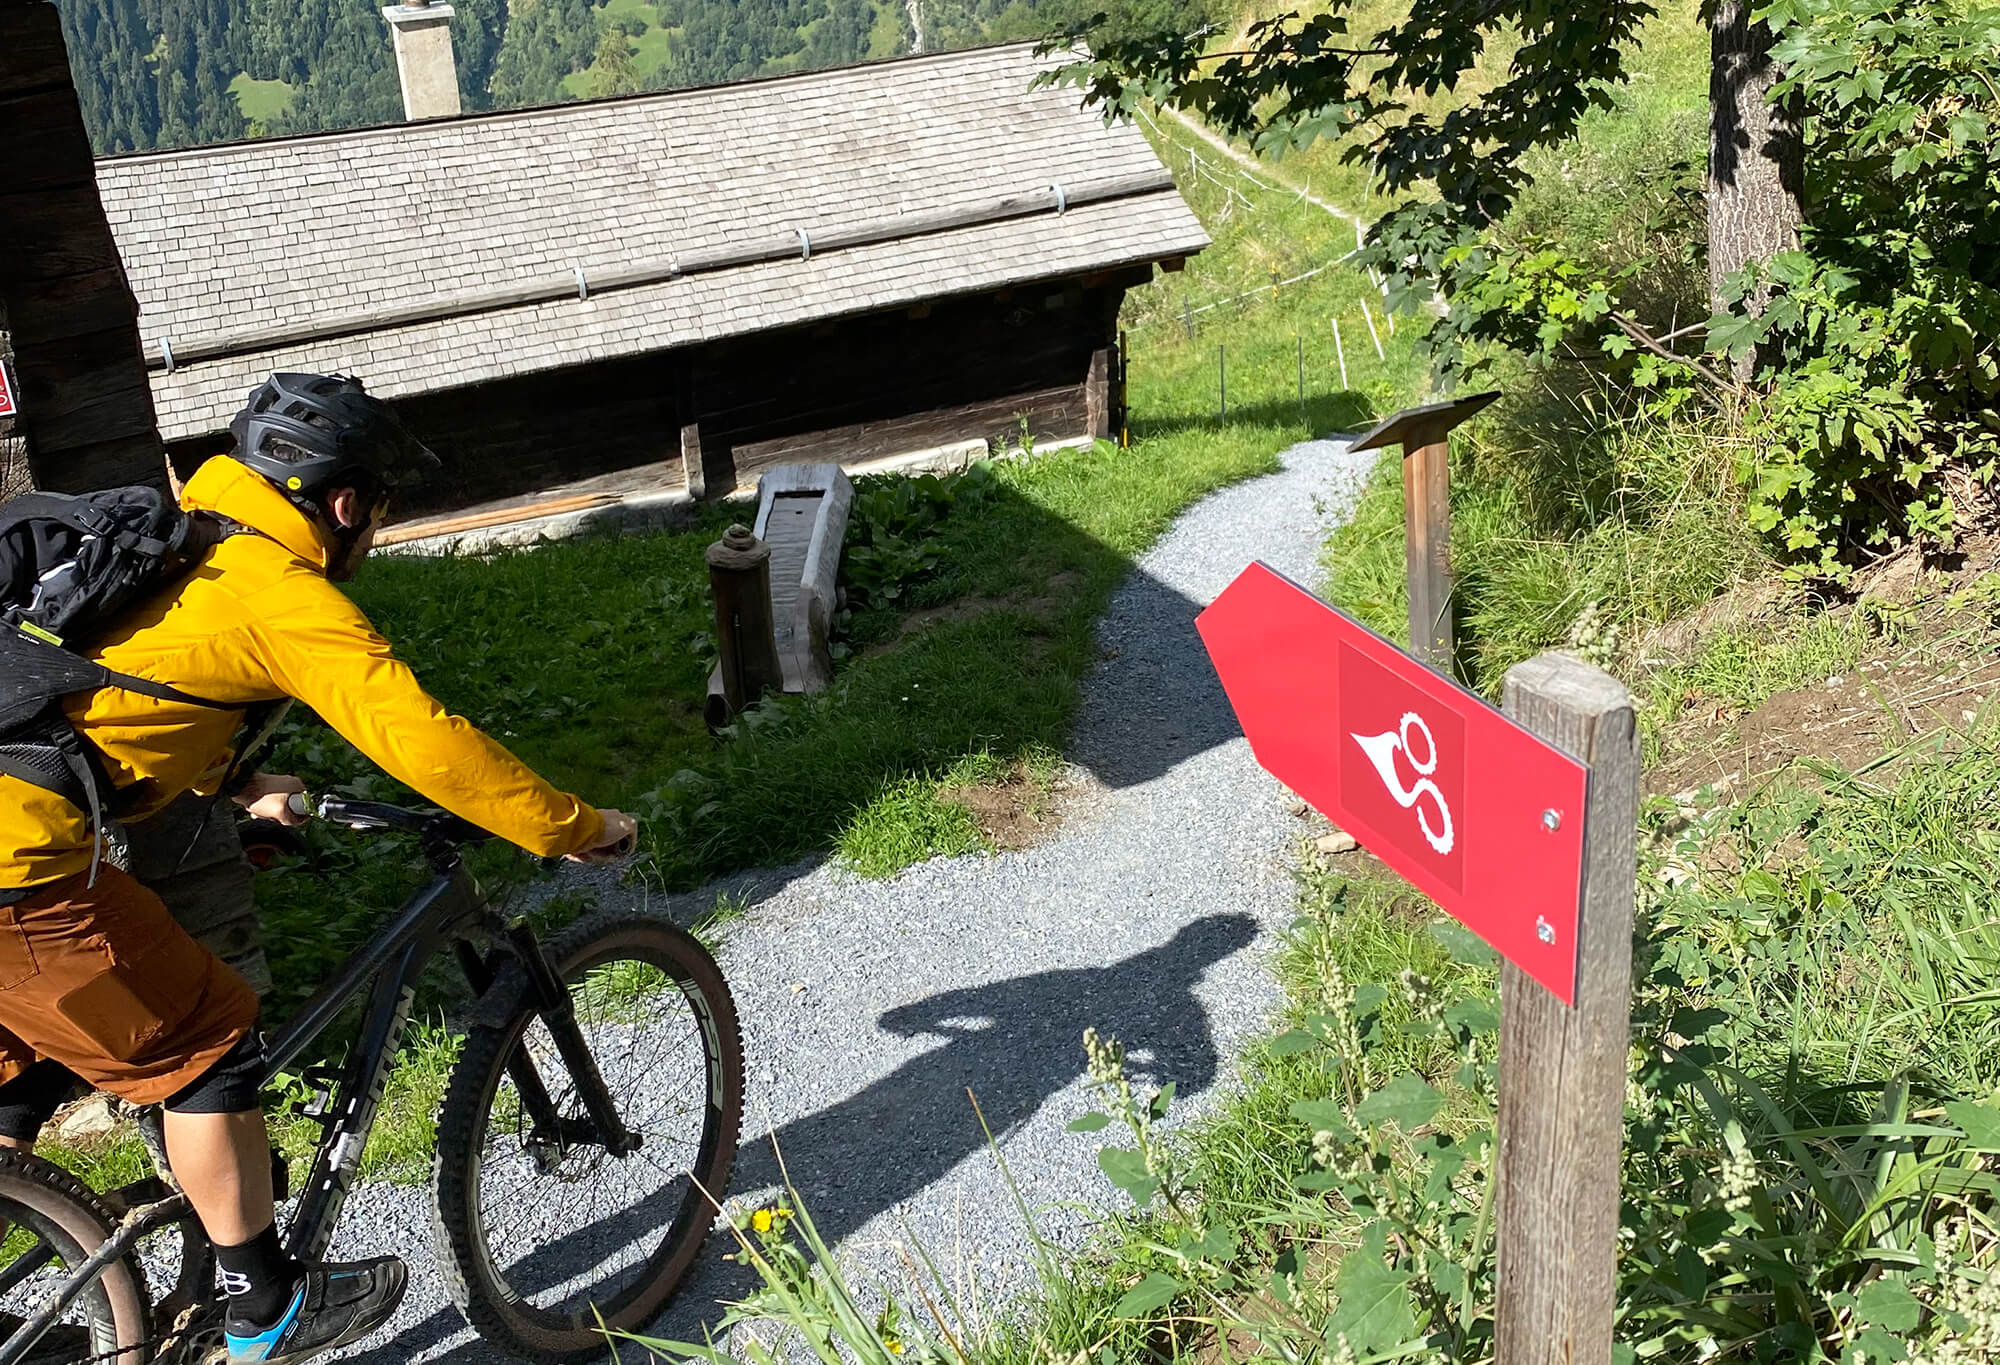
[0,866,259,1106]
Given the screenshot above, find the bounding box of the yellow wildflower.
[751,1208,774,1234]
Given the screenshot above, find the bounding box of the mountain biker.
[0,372,638,1363]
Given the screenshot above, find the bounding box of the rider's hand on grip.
[568,809,638,864]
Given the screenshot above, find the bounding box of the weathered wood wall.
[0,1,164,493]
[168,270,1138,517]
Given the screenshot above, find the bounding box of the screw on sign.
[1194,561,1589,1003]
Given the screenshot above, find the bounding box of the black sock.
[215,1223,300,1328]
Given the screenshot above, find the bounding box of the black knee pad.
[0,1060,83,1143]
[164,1029,267,1116]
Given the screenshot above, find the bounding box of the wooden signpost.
[1198,562,1639,1363]
[1348,392,1501,673]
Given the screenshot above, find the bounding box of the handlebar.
[288,795,636,860]
[309,796,496,848]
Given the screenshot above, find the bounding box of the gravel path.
[336,435,1373,1363]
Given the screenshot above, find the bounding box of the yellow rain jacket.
[0,457,605,890]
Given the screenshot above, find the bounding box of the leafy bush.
[1718,0,2000,572]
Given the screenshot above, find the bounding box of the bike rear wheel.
[0,1150,152,1365]
[431,911,742,1363]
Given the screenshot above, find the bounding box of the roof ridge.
[96,41,1051,169]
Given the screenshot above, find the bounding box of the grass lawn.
[229,72,296,124]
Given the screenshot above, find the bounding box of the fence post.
[1495,652,1639,1365]
[1332,318,1349,390]
[1347,393,1501,675]
[1218,345,1227,424]
[705,524,783,726]
[1402,432,1452,668]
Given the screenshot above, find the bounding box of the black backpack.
[0,486,243,880]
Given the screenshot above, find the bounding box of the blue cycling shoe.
[224,1257,407,1364]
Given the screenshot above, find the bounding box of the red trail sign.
[0,361,16,421]
[1197,562,1590,1003]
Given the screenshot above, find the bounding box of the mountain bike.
[0,798,744,1364]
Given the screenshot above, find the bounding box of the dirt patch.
[941,762,1066,850]
[1649,582,2000,801]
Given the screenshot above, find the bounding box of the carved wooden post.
[1347,391,1501,674]
[1495,652,1640,1365]
[704,524,783,727]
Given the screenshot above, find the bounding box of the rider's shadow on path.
[373,911,1258,1363]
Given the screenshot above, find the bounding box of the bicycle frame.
[266,851,492,1262]
[0,802,639,1364]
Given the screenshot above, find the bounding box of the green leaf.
[1149,1081,1178,1120]
[1944,1100,2000,1150]
[1290,1098,1348,1131]
[1855,1279,1921,1332]
[1113,1271,1182,1318]
[1098,1146,1159,1207]
[1268,1029,1319,1057]
[1323,1227,1418,1356]
[1067,1112,1112,1133]
[1354,1073,1444,1132]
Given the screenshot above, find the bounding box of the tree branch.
[1609,311,1737,392]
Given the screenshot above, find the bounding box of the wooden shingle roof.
[96,43,1207,442]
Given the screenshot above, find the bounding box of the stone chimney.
[381,0,462,121]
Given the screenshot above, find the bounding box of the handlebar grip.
[286,792,314,819]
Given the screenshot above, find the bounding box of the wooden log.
[751,463,853,694]
[704,524,784,728]
[26,433,163,495]
[1494,653,1639,1365]
[0,5,74,97]
[0,186,126,285]
[0,91,98,195]
[1403,436,1453,669]
[3,268,141,346]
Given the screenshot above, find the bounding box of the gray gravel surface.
[330,435,1372,1362]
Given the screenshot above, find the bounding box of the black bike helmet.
[229,372,440,515]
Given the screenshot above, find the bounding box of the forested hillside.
[55,0,1208,155]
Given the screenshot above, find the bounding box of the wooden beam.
[1495,653,1639,1365]
[679,421,706,502]
[1085,346,1113,442]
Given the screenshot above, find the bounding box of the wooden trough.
[705,462,854,727]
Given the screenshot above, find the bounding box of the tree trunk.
[1708,0,1806,382]
[0,1,165,493]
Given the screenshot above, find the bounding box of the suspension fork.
[502,920,641,1158]
[454,939,568,1147]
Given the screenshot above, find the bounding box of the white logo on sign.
[1350,711,1455,855]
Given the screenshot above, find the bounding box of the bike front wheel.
[0,1149,153,1365]
[431,910,743,1362]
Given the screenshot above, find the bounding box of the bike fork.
[504,922,642,1158]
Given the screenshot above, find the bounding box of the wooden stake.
[1495,653,1639,1365]
[1403,436,1452,669]
[1218,345,1227,424]
[1332,318,1349,390]
[1296,333,1305,408]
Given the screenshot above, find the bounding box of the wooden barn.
[82,43,1207,539]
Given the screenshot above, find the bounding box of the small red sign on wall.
[1197,563,1591,1003]
[0,361,16,421]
